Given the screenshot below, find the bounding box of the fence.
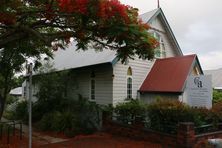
[0,120,23,144]
[103,115,222,147]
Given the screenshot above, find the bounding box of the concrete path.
[1,118,68,145]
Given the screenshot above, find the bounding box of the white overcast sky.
[120,0,222,70]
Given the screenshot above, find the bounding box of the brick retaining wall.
[103,119,222,147]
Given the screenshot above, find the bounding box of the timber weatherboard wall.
[150,17,180,57]
[70,64,113,105]
[112,15,182,105]
[113,57,154,105]
[30,64,113,105]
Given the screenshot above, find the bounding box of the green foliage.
[37,98,101,137]
[114,99,146,124]
[31,65,101,137]
[114,99,222,134]
[210,102,222,125]
[14,101,28,122]
[11,76,25,89]
[3,110,15,120]
[146,100,210,133]
[213,90,222,103]
[5,95,17,105]
[101,104,113,120]
[31,67,69,122]
[38,111,75,132]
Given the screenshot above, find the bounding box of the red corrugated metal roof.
[139,54,196,93]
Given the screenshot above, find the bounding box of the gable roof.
[140,8,159,22]
[139,54,201,93]
[9,87,22,96]
[140,8,183,56]
[204,68,222,88]
[52,43,117,71]
[50,8,182,71]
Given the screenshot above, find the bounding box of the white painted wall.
[113,58,154,105]
[75,64,113,105]
[28,64,113,105]
[150,17,181,57]
[113,16,181,105]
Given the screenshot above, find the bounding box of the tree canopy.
[0,0,158,62]
[0,0,158,118]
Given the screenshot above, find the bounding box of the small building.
[9,87,22,97]
[139,54,203,103]
[204,68,222,91]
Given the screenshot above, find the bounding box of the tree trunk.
[0,73,10,121]
[0,94,6,121]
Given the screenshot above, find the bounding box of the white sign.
[185,75,212,109]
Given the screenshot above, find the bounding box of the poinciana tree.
[0,0,158,119]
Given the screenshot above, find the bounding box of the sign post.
[28,63,33,148]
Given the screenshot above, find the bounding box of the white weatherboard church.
[24,8,212,107]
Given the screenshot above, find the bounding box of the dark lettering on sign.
[194,77,203,88]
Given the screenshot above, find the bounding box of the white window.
[152,32,166,58]
[127,67,132,99]
[90,72,95,100]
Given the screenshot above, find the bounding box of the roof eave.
[147,8,183,56]
[139,90,183,94]
[195,55,204,74]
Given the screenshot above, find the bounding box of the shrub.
[112,98,222,134]
[101,104,113,121]
[3,110,15,120]
[75,98,102,133]
[37,98,102,137]
[147,100,189,132]
[38,111,74,132]
[114,99,146,124]
[213,90,222,103]
[6,95,17,105]
[31,65,102,136]
[38,112,55,131]
[14,100,28,122]
[146,99,213,133]
[209,102,222,127]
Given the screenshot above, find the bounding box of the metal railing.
[195,123,222,134]
[111,115,178,134]
[0,120,23,144]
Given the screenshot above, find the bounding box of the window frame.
[151,31,166,59]
[90,71,96,101]
[126,67,133,99]
[127,77,132,99]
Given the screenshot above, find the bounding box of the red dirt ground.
[41,133,162,148]
[1,131,162,148]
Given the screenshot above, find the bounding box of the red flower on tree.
[0,13,16,25]
[98,0,129,22]
[58,0,89,15]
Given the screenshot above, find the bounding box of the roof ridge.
[139,8,160,16]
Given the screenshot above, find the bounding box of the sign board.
[185,75,212,109]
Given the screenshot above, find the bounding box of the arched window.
[152,31,166,58]
[90,71,95,100]
[127,67,132,99]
